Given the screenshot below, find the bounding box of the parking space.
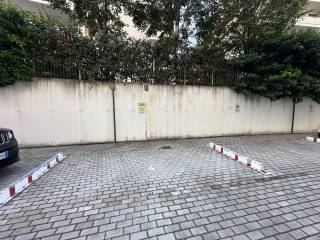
[213,134,320,177]
[0,147,63,189]
[0,134,319,240]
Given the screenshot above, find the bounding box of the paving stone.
[276,233,294,240]
[55,225,76,234]
[141,221,157,231]
[158,233,175,240]
[147,227,165,237]
[180,221,196,230]
[130,231,147,240]
[218,228,235,238]
[41,235,61,240]
[232,234,251,240]
[164,224,181,233]
[15,232,36,240]
[104,228,124,238]
[35,229,56,238]
[86,232,105,240]
[157,218,172,227]
[60,231,80,240]
[175,230,192,239]
[231,225,249,235]
[202,231,220,240]
[246,230,265,240]
[80,227,98,236]
[301,226,319,236]
[190,226,207,236]
[288,229,308,239]
[123,225,140,235]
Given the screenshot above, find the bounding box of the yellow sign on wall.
[138,102,146,113]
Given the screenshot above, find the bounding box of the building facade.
[296,0,320,30]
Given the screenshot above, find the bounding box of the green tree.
[128,0,194,38]
[47,0,128,36]
[127,0,197,70]
[0,1,99,85]
[36,21,98,80]
[95,29,129,81]
[120,39,153,82]
[0,2,38,86]
[195,0,307,56]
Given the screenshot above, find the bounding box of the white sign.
[0,151,8,161]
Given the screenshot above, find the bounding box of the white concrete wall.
[0,79,319,147]
[0,79,114,146]
[146,85,294,139]
[295,99,320,132]
[115,84,147,142]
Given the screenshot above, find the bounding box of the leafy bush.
[236,30,320,104]
[0,3,35,86]
[0,2,91,86]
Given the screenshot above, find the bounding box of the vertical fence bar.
[211,70,214,86]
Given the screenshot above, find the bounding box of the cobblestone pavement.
[0,134,319,240]
[0,146,82,189]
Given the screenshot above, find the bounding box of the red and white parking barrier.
[306,136,320,143]
[0,153,65,206]
[209,143,266,173]
[306,132,320,143]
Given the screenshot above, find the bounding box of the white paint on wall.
[146,85,294,139]
[0,79,319,147]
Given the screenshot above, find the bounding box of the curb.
[209,143,265,172]
[0,153,65,207]
[306,136,320,143]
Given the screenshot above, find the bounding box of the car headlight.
[8,132,13,139]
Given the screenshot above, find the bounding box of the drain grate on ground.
[160,146,172,150]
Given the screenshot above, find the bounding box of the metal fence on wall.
[34,64,240,87]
